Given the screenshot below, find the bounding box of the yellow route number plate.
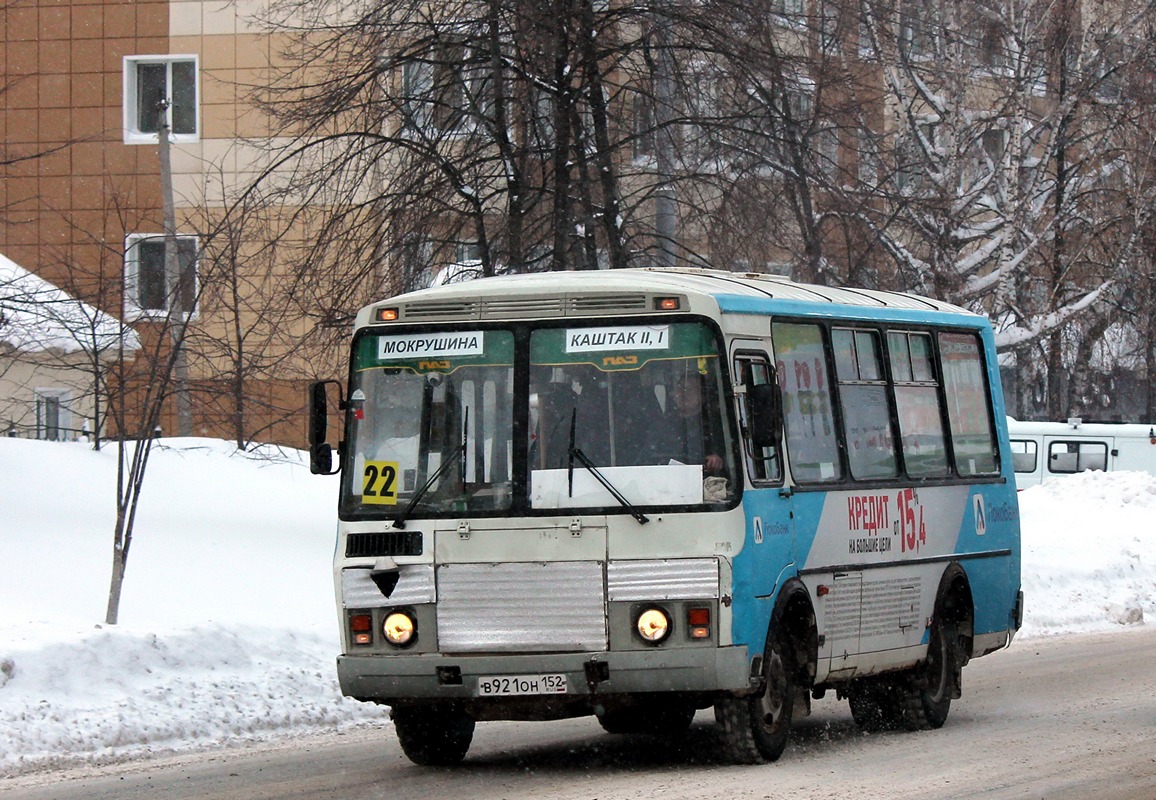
[362,461,400,505]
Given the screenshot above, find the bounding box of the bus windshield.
[344,329,516,518]
[527,322,737,511]
[342,320,738,519]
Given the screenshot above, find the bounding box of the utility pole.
[157,97,193,437]
[653,0,677,268]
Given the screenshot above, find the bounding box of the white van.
[1006,417,1156,489]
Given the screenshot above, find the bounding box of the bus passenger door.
[731,346,795,600]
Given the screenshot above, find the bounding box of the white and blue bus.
[309,268,1023,765]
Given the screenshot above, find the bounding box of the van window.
[1047,440,1108,474]
[1009,439,1037,473]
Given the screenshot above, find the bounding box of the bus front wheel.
[391,705,475,766]
[715,630,796,764]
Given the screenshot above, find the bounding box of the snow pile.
[1,437,1154,776]
[0,438,384,776]
[0,624,367,774]
[1018,470,1156,634]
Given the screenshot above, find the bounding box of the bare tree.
[246,0,1156,421]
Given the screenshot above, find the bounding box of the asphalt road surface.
[5,627,1155,800]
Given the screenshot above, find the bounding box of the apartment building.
[1,0,315,445]
[2,0,1148,438]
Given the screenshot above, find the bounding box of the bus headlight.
[636,607,671,644]
[383,611,416,646]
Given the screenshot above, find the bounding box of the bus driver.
[667,372,725,475]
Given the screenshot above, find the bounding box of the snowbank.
[1018,470,1155,634]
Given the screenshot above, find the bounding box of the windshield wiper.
[568,408,649,525]
[393,407,468,529]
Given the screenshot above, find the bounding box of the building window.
[774,0,806,18]
[124,234,199,320]
[968,127,1005,181]
[857,127,877,185]
[900,1,937,59]
[123,56,199,144]
[815,122,840,181]
[35,389,71,441]
[896,121,936,193]
[632,89,656,160]
[400,41,493,137]
[858,9,877,59]
[820,0,842,53]
[977,20,1007,69]
[399,237,435,291]
[680,63,721,164]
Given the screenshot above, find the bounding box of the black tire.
[391,705,475,766]
[896,618,956,731]
[715,630,796,764]
[597,700,696,735]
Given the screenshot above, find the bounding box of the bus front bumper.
[338,645,752,704]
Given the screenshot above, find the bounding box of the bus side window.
[733,353,781,483]
[938,332,999,475]
[771,322,842,483]
[833,327,898,480]
[1009,439,1038,473]
[887,331,950,478]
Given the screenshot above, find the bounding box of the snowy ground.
[1,438,1153,777]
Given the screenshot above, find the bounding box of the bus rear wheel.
[715,631,796,764]
[847,619,959,733]
[391,705,475,766]
[899,618,957,730]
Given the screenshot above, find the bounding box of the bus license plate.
[477,674,568,696]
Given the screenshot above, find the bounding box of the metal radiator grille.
[341,565,435,607]
[436,561,607,653]
[606,558,720,601]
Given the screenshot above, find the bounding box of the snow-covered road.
[4,628,1154,800]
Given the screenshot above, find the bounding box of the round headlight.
[636,607,671,644]
[383,611,416,646]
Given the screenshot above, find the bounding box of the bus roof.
[355,267,978,328]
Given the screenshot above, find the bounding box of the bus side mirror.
[748,383,783,450]
[309,380,343,475]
